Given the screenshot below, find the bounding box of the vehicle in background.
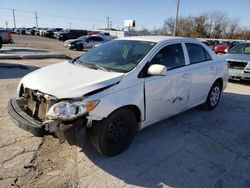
[8,36,228,156]
[207,40,220,51]
[44,28,63,38]
[55,29,88,41]
[225,42,250,80]
[214,41,234,54]
[25,28,36,35]
[66,35,109,50]
[39,28,49,37]
[34,28,42,36]
[0,29,14,49]
[224,41,240,53]
[16,27,26,35]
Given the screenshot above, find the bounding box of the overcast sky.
[0,0,249,30]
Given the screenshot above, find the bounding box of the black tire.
[89,108,137,156]
[201,81,222,110]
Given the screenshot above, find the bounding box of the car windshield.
[76,40,156,73]
[228,43,250,54]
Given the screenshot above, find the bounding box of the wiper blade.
[69,57,80,64]
[83,63,109,72]
[92,64,108,72]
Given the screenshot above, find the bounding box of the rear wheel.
[201,81,222,110]
[89,108,137,156]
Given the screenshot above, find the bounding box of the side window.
[186,43,211,64]
[150,43,185,70]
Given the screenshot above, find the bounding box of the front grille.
[227,61,247,70]
[20,88,56,122]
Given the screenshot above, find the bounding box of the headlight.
[46,100,99,121]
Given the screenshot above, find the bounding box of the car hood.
[225,53,250,62]
[21,61,124,99]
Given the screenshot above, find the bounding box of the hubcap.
[210,86,220,107]
[106,117,128,147]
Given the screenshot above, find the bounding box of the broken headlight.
[46,99,99,121]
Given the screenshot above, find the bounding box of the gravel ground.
[3,34,84,58]
[0,57,250,188]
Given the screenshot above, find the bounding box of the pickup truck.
[8,36,228,156]
[0,29,14,49]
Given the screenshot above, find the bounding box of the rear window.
[186,43,211,64]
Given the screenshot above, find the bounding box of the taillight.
[8,32,12,40]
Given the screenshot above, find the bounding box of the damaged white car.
[8,36,228,156]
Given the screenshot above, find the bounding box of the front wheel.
[201,81,222,110]
[89,108,137,156]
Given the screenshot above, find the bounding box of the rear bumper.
[8,98,45,137]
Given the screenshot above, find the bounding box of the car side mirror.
[147,64,167,76]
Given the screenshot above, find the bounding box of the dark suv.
[44,28,63,38]
[55,29,88,41]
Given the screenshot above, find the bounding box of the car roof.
[118,35,198,43]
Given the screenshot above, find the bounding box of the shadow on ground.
[0,48,48,54]
[229,79,250,86]
[0,62,39,79]
[68,92,250,188]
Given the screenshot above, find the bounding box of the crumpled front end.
[8,86,87,138]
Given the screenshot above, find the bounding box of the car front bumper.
[8,98,45,136]
[8,98,87,137]
[229,69,250,80]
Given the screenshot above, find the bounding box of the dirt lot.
[1,36,250,187]
[3,34,83,58]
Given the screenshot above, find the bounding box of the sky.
[0,0,250,30]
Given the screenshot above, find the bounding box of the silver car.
[65,35,109,50]
[225,43,250,80]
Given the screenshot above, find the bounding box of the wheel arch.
[214,77,223,89]
[108,104,142,124]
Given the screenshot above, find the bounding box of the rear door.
[184,43,216,106]
[144,43,191,124]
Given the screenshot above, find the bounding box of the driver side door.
[144,43,191,124]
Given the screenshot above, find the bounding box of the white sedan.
[8,36,228,156]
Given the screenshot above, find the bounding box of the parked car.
[8,36,228,156]
[16,27,26,35]
[55,29,88,41]
[44,28,63,38]
[225,42,250,80]
[66,35,108,50]
[0,29,14,48]
[39,28,49,37]
[34,28,42,36]
[214,41,233,54]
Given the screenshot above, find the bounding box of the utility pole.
[35,11,38,28]
[109,21,112,30]
[106,16,109,30]
[5,21,8,29]
[173,0,180,36]
[12,9,16,28]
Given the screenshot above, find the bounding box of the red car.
[214,42,233,54]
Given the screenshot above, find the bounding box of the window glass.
[78,40,156,73]
[186,43,211,64]
[150,43,185,70]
